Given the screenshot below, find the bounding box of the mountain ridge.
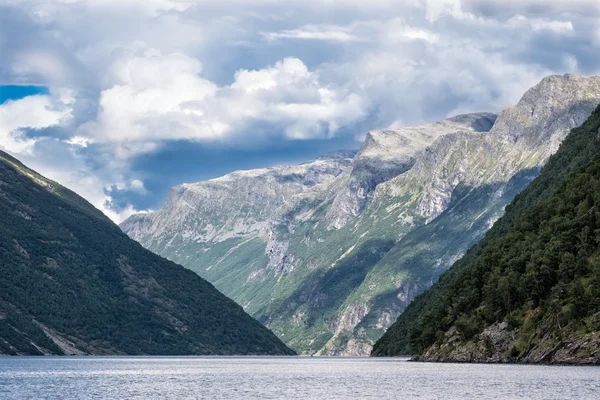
[121,73,600,355]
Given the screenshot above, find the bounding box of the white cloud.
[424,0,463,22]
[111,178,148,195]
[11,0,194,16]
[129,179,147,194]
[0,91,142,223]
[462,0,600,18]
[397,26,440,43]
[84,48,218,145]
[65,136,92,147]
[508,15,574,34]
[0,92,74,153]
[262,25,364,42]
[80,49,368,154]
[103,204,144,223]
[223,57,368,139]
[263,19,440,45]
[7,136,141,223]
[374,19,440,44]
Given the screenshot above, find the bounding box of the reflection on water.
[0,356,599,399]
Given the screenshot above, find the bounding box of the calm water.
[1,356,599,399]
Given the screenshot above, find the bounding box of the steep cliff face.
[417,322,600,365]
[493,74,600,153]
[321,131,542,354]
[122,74,600,356]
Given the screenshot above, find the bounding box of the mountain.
[122,74,600,355]
[325,113,498,229]
[0,150,294,356]
[123,151,355,255]
[372,104,600,364]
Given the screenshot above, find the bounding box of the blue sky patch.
[0,85,49,104]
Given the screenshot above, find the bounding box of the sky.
[1,0,599,222]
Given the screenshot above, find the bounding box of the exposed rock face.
[120,213,153,243]
[493,74,600,155]
[418,323,518,363]
[121,74,600,356]
[326,113,497,229]
[418,320,600,365]
[120,151,355,248]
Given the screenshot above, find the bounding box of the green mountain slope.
[372,105,600,363]
[0,151,294,356]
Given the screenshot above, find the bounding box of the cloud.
[262,25,364,42]
[83,48,218,145]
[262,20,440,45]
[221,57,368,139]
[6,135,141,222]
[0,90,143,222]
[463,0,600,19]
[80,49,368,153]
[129,179,147,194]
[108,178,148,195]
[1,0,599,222]
[0,91,74,153]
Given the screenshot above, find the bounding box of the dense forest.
[0,150,294,355]
[373,105,600,361]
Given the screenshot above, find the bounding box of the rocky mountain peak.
[325,112,497,229]
[359,112,496,162]
[492,74,600,156]
[119,212,154,243]
[315,150,358,161]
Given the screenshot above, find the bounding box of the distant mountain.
[123,150,356,251]
[122,74,600,355]
[372,104,600,364]
[325,113,498,229]
[0,151,294,356]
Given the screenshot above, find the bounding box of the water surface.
[1,356,599,399]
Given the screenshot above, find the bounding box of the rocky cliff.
[121,151,355,247]
[325,113,497,229]
[417,322,600,365]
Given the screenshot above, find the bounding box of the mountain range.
[121,74,600,355]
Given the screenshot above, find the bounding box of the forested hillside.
[372,105,600,363]
[0,150,294,356]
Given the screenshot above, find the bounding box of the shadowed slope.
[0,151,294,356]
